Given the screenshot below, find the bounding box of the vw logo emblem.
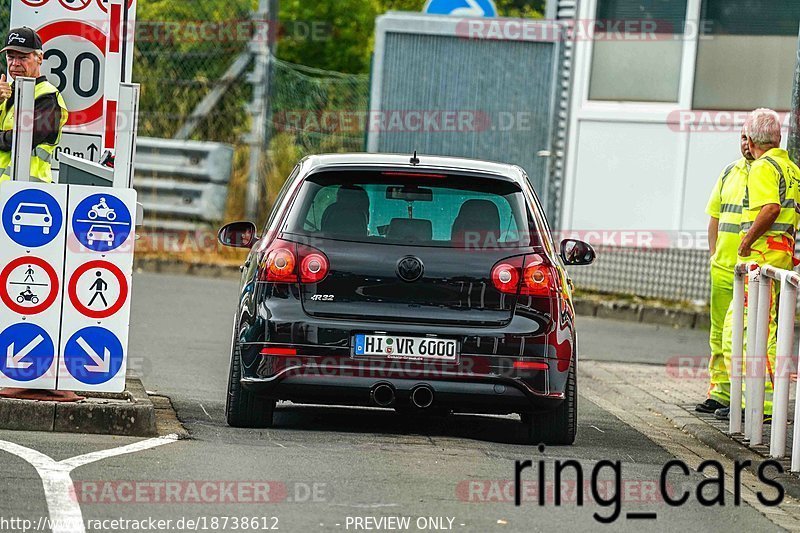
[396,256,424,282]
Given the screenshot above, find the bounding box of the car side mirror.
[218,221,257,248]
[560,239,595,266]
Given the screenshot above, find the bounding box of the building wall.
[559,0,800,301]
[561,0,798,242]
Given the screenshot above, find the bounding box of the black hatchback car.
[219,153,594,444]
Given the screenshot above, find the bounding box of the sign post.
[113,82,139,188]
[9,77,35,182]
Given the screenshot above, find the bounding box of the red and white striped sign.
[103,0,132,150]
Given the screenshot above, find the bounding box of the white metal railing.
[730,263,800,467]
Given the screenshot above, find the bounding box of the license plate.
[354,334,458,361]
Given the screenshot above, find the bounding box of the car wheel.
[520,360,576,445]
[226,319,275,428]
[14,225,20,233]
[43,227,49,235]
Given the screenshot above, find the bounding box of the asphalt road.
[0,272,786,532]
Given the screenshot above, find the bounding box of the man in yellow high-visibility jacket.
[696,127,753,414]
[717,108,800,421]
[0,27,68,184]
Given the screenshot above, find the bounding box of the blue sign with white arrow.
[72,193,132,252]
[0,323,55,382]
[424,0,497,16]
[63,326,124,385]
[1,188,63,248]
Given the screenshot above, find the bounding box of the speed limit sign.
[10,0,137,167]
[38,20,106,126]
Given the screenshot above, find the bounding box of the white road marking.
[199,403,212,420]
[0,434,178,533]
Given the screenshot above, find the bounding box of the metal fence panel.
[369,13,564,221]
[567,246,711,303]
[133,137,235,232]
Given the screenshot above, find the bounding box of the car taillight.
[491,254,557,296]
[261,239,329,284]
[491,261,521,294]
[299,251,329,283]
[513,360,549,370]
[265,246,296,282]
[522,261,555,297]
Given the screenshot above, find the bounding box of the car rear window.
[282,170,542,249]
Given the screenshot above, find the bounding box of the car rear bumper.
[241,362,565,414]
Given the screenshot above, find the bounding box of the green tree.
[277,0,544,74]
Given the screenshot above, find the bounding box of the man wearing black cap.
[0,27,68,183]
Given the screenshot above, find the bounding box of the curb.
[574,297,709,331]
[134,258,240,280]
[659,404,800,502]
[0,377,158,437]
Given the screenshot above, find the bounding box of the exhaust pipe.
[371,383,395,407]
[410,385,434,409]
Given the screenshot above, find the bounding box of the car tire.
[520,360,576,445]
[225,321,275,428]
[43,227,49,235]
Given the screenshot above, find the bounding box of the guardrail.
[133,137,235,232]
[730,263,800,467]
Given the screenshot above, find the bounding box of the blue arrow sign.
[2,188,63,248]
[424,0,497,17]
[0,323,55,382]
[72,193,132,252]
[63,327,124,385]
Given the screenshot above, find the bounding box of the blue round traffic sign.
[1,188,63,248]
[424,0,497,16]
[63,326,124,385]
[0,323,56,382]
[72,194,132,252]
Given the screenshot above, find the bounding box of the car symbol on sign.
[12,203,52,234]
[87,224,114,246]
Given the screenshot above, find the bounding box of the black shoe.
[714,407,730,420]
[714,407,771,424]
[696,399,726,413]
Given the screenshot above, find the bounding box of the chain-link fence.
[0,0,370,212]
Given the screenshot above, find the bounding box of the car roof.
[297,153,529,186]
